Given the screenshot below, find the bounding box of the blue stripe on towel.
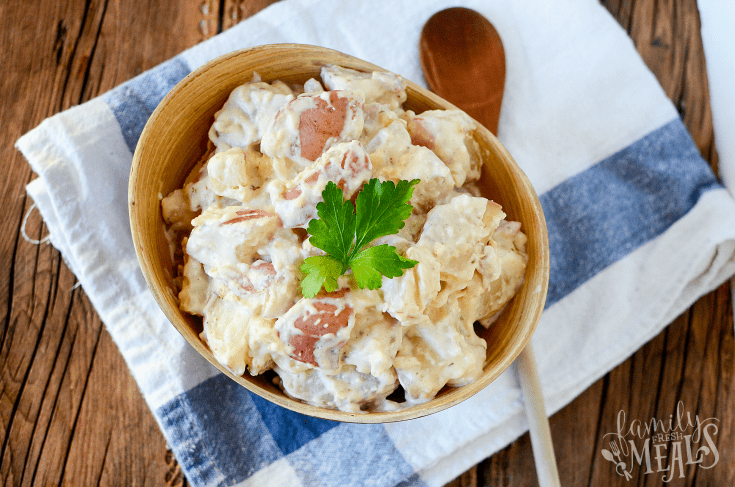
[249,392,339,455]
[103,57,190,154]
[159,374,348,486]
[158,374,420,487]
[288,424,421,487]
[541,118,720,307]
[158,374,284,487]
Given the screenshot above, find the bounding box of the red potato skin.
[221,208,274,225]
[299,91,349,161]
[286,291,352,366]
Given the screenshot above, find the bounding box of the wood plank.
[18,282,105,487]
[0,205,65,486]
[0,3,84,484]
[0,0,218,485]
[62,316,168,487]
[220,0,282,31]
[478,434,537,485]
[623,0,718,168]
[688,285,735,486]
[443,465,478,487]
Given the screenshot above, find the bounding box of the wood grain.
[1,0,731,486]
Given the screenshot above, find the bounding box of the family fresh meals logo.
[601,401,719,481]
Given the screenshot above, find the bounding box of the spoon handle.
[516,343,561,487]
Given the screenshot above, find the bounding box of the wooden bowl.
[128,44,549,423]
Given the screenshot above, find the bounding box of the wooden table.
[2,1,732,485]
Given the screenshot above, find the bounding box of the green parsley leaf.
[306,182,355,264]
[300,255,344,297]
[300,179,420,297]
[354,179,420,252]
[350,244,419,290]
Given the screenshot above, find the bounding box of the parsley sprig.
[300,178,420,298]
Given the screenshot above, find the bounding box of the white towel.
[17,0,735,485]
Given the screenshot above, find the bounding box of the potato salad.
[161,65,528,413]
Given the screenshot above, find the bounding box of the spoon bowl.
[420,7,506,134]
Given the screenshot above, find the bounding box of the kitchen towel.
[16,0,735,486]
[697,0,735,326]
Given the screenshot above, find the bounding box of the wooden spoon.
[420,7,506,135]
[420,8,561,487]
